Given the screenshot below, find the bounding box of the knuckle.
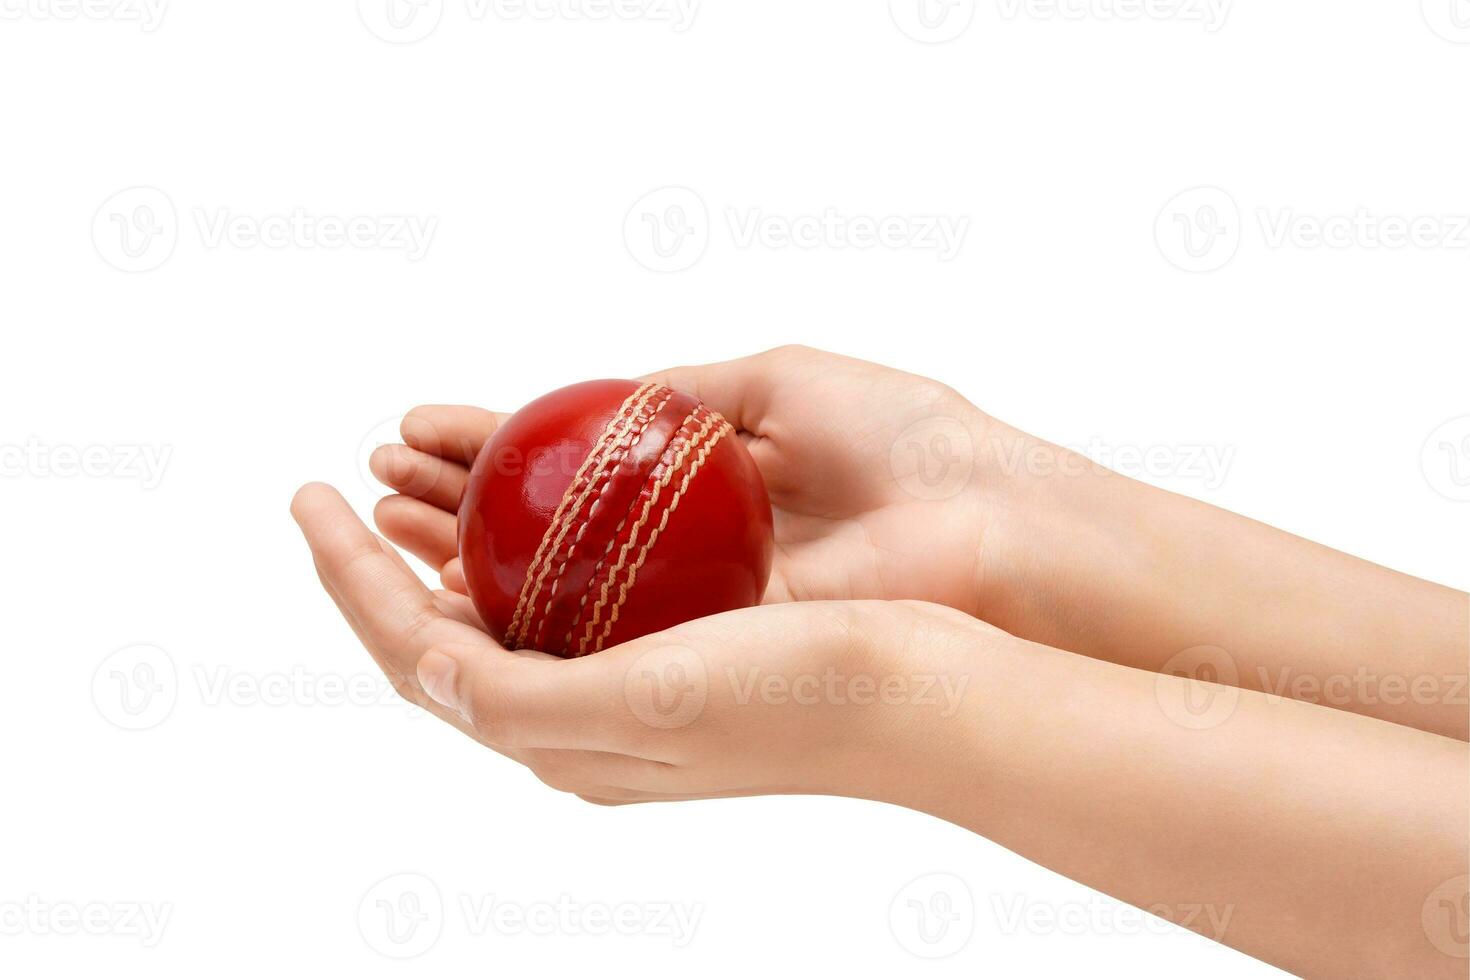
[386,669,422,707]
[462,680,523,747]
[763,343,819,362]
[578,795,628,808]
[531,761,583,795]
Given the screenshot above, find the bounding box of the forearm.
[896,627,1470,978]
[971,419,1470,739]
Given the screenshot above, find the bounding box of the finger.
[310,552,471,732]
[416,643,676,759]
[578,795,638,807]
[433,589,486,631]
[441,557,467,595]
[401,406,510,466]
[518,747,680,796]
[369,443,468,512]
[639,345,817,435]
[293,483,472,679]
[581,790,758,805]
[373,494,458,569]
[293,484,630,756]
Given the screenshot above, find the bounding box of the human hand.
[292,481,987,804]
[370,345,1002,618]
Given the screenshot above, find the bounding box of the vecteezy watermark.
[357,873,702,958]
[358,414,589,497]
[726,666,971,718]
[624,187,970,272]
[191,665,421,712]
[889,417,976,501]
[92,644,179,731]
[1154,645,1240,730]
[1155,186,1241,273]
[358,0,445,43]
[990,894,1235,940]
[889,872,975,958]
[93,187,437,272]
[623,187,709,273]
[1256,665,1469,711]
[1422,874,1470,960]
[1421,416,1470,503]
[0,0,168,30]
[995,0,1231,31]
[0,896,173,947]
[1422,0,1470,43]
[0,438,172,489]
[623,645,708,729]
[990,435,1236,491]
[92,646,424,731]
[888,423,1236,502]
[92,186,178,273]
[889,0,977,43]
[359,873,444,959]
[459,894,702,946]
[726,208,969,261]
[1257,208,1470,252]
[1157,186,1470,272]
[193,208,437,260]
[358,0,698,43]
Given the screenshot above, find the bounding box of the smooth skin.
[294,345,1469,978]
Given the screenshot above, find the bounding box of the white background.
[2,1,1467,976]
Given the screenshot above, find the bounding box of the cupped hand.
[370,345,1001,618]
[292,482,989,805]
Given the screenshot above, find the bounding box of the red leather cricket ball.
[458,380,774,657]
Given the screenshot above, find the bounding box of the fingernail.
[417,650,463,717]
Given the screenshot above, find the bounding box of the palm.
[369,347,989,624]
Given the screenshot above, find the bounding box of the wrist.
[965,418,1154,650]
[836,601,1010,813]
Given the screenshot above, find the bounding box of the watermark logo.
[889,417,976,500]
[1155,645,1239,730]
[358,415,413,497]
[92,644,178,731]
[625,188,970,271]
[0,438,172,488]
[460,894,702,945]
[1155,186,1240,273]
[359,873,444,959]
[1421,416,1470,502]
[93,186,178,273]
[480,0,698,30]
[991,894,1234,939]
[93,187,437,271]
[995,0,1230,31]
[623,645,707,729]
[359,0,698,43]
[725,666,970,717]
[1158,188,1470,272]
[986,435,1236,490]
[93,648,423,729]
[0,896,173,947]
[1422,0,1470,43]
[624,186,709,273]
[889,872,975,958]
[889,0,976,43]
[193,208,436,259]
[358,0,444,43]
[0,0,168,30]
[1257,665,1467,710]
[1423,874,1470,960]
[726,208,968,261]
[1257,208,1470,251]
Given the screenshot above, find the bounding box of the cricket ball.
[458,380,774,657]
